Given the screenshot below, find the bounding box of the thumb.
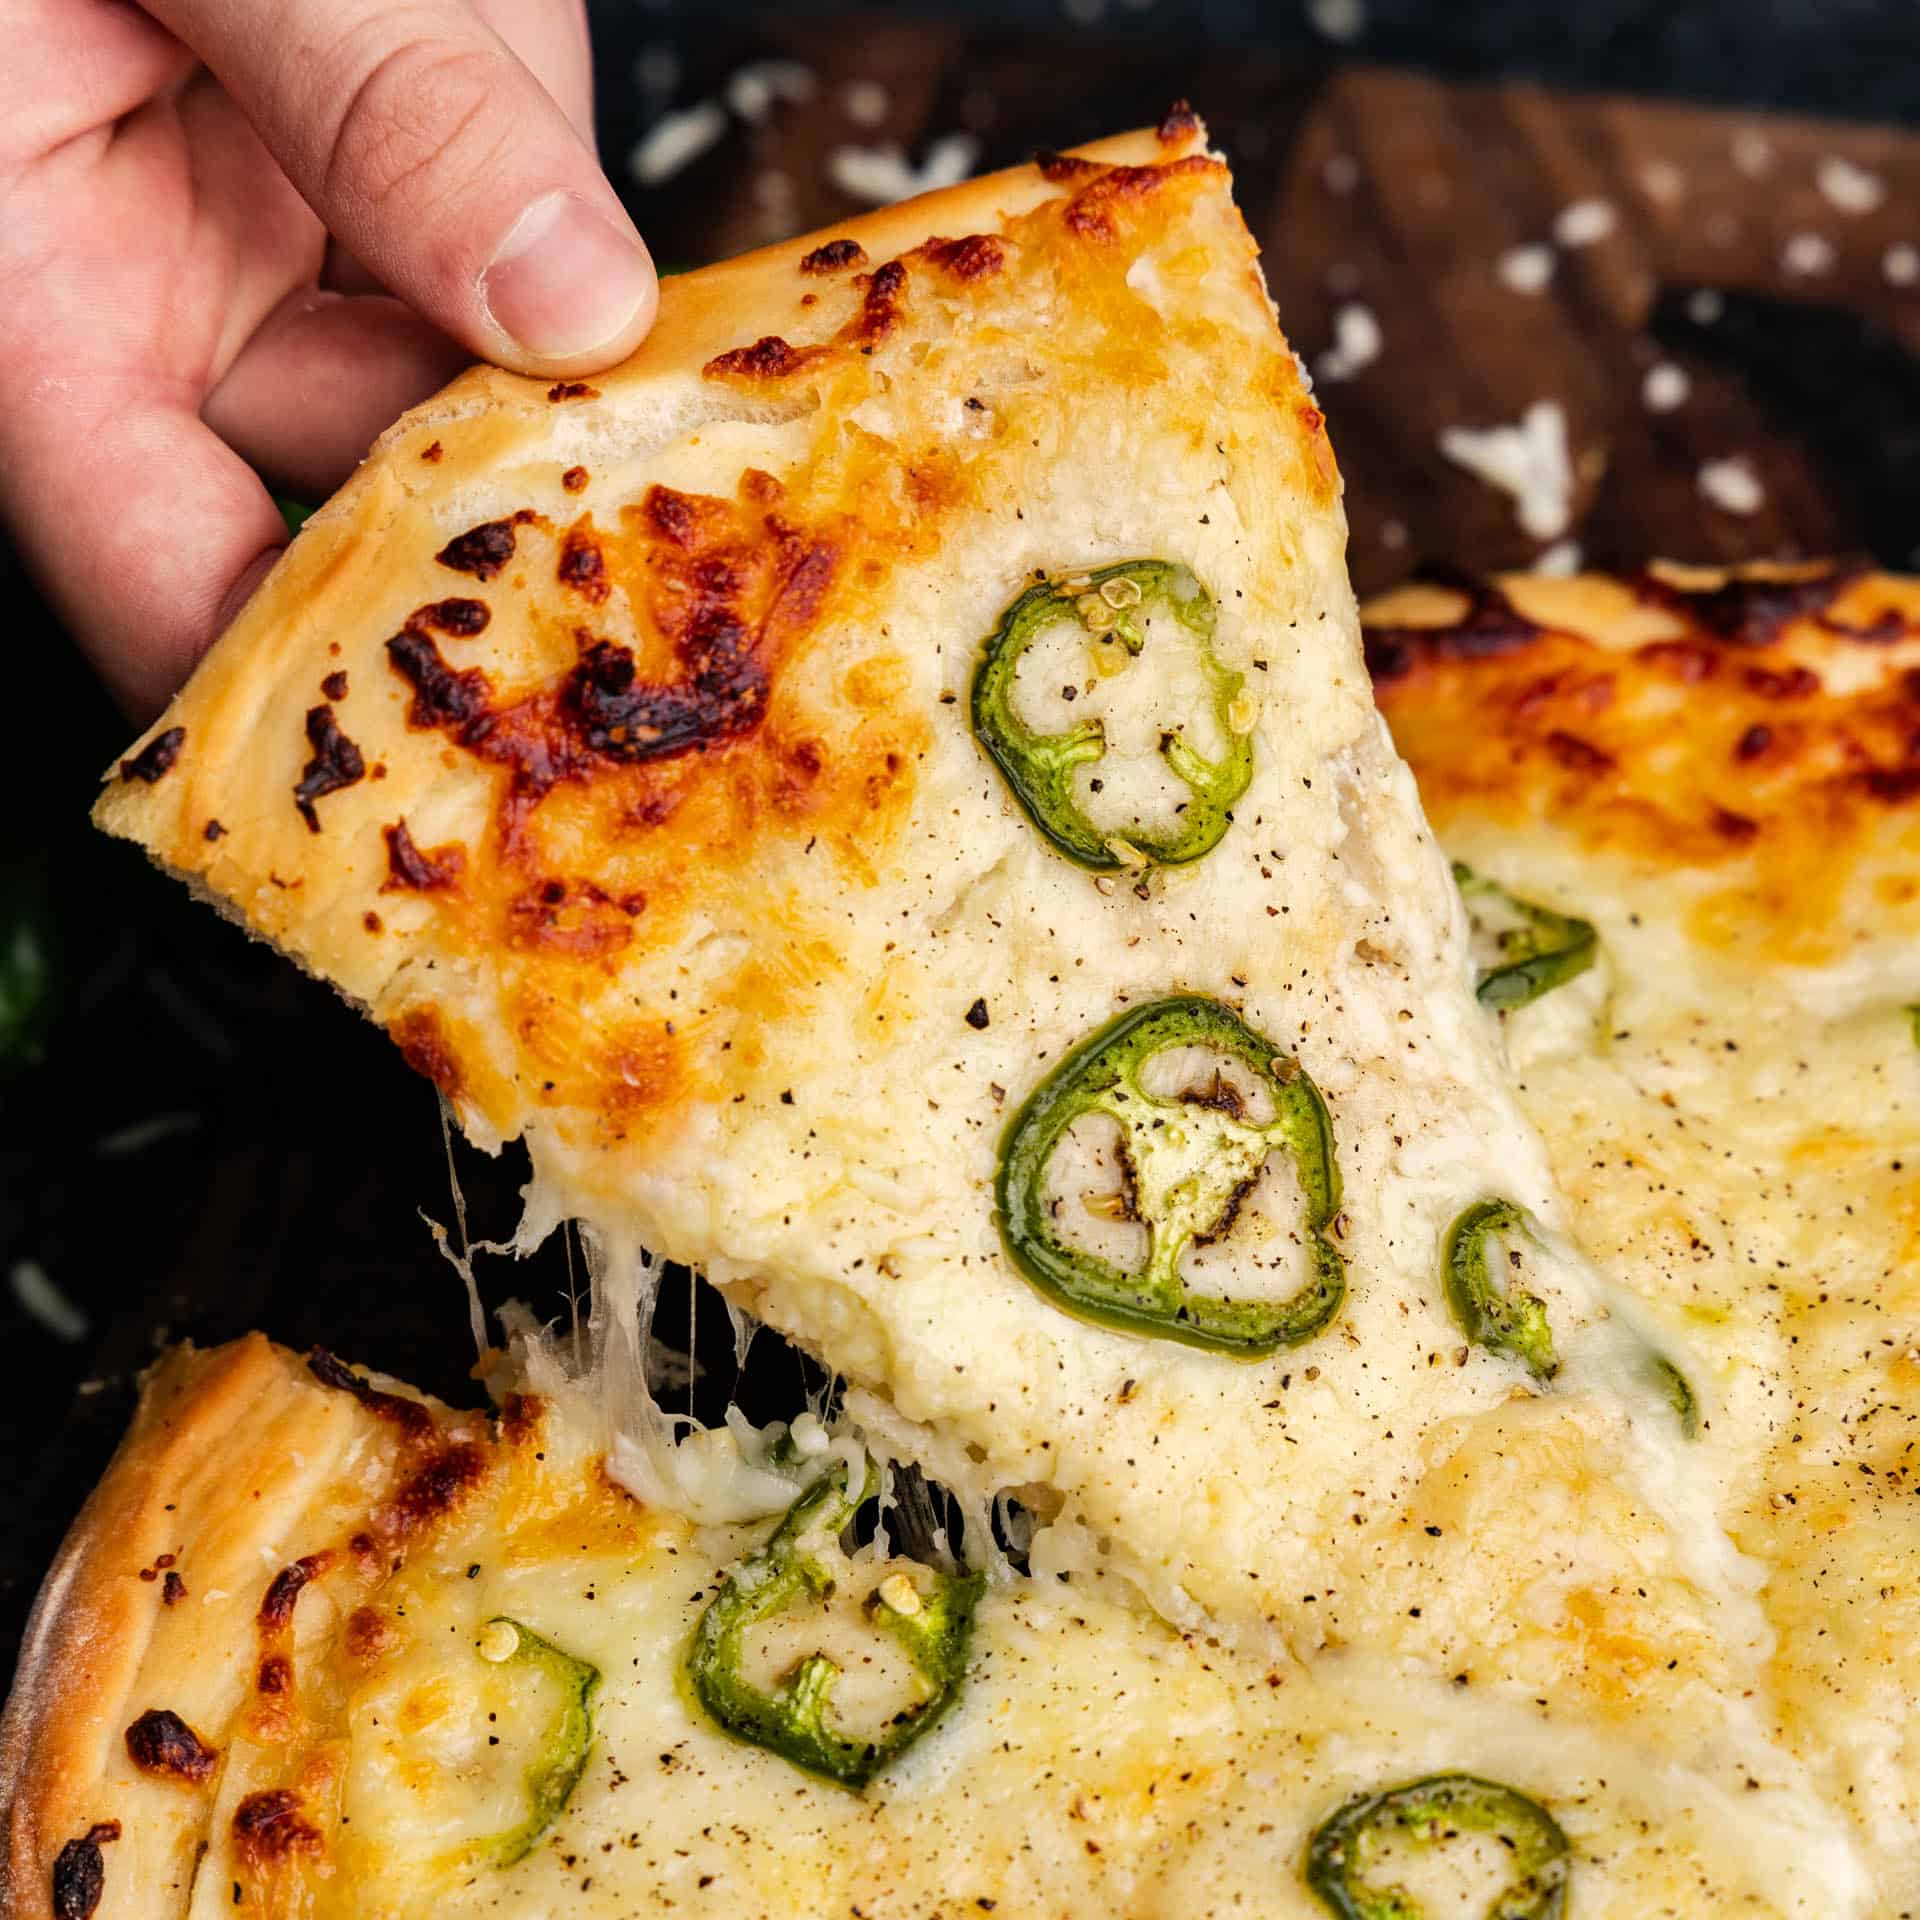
[148,0,657,375]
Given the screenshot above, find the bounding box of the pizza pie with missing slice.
[3,112,1916,1918]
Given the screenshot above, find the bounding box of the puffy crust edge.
[90,120,1207,860]
[0,1338,338,1918]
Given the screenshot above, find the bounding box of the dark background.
[5,0,1919,1658]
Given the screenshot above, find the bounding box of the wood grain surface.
[5,17,1918,1660]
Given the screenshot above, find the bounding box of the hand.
[0,0,658,718]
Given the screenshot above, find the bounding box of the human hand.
[2,0,658,718]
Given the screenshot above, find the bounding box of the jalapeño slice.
[1306,1772,1571,1920]
[1442,1199,1558,1384]
[971,560,1253,869]
[474,1618,601,1868]
[996,996,1345,1357]
[687,1459,983,1790]
[1453,863,1598,1011]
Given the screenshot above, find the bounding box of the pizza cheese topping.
[971,562,1253,870]
[996,996,1345,1356]
[688,1457,983,1789]
[1306,1774,1570,1920]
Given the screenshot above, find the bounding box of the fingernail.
[482,191,655,361]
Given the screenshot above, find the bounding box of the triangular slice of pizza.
[96,119,1758,1750]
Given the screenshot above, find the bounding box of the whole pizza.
[5,113,1917,1919]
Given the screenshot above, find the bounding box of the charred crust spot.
[203,819,226,842]
[1158,99,1202,144]
[704,335,818,380]
[382,820,466,893]
[232,1789,323,1866]
[562,465,590,493]
[344,1606,396,1659]
[1634,565,1861,647]
[258,1553,334,1631]
[420,441,443,463]
[436,518,519,580]
[387,628,493,728]
[1363,568,1544,682]
[306,1347,437,1442]
[256,1654,293,1696]
[1544,729,1614,773]
[162,1570,187,1606]
[800,237,867,274]
[51,1823,120,1920]
[411,598,491,638]
[294,706,366,832]
[380,1442,488,1539]
[965,997,990,1030]
[558,529,609,602]
[922,233,1006,281]
[1034,148,1100,181]
[547,380,597,402]
[321,670,349,701]
[125,1709,218,1783]
[120,727,185,784]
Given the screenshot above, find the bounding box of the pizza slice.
[1368,559,1920,1896]
[94,120,1751,1752]
[0,1336,1849,1919]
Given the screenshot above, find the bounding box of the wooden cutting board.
[610,14,1920,591]
[7,19,1919,1655]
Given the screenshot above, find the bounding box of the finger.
[203,289,470,500]
[143,0,655,376]
[0,382,283,718]
[6,0,195,160]
[470,0,594,145]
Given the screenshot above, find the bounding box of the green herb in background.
[0,858,56,1071]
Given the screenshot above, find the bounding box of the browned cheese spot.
[51,1823,120,1920]
[547,381,598,402]
[558,528,609,603]
[436,517,523,580]
[294,706,366,831]
[125,1708,219,1784]
[1157,98,1202,144]
[799,237,867,274]
[232,1788,323,1867]
[259,1552,334,1631]
[382,821,467,893]
[306,1348,437,1442]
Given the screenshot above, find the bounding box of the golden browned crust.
[1365,562,1920,965]
[0,1340,463,1918]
